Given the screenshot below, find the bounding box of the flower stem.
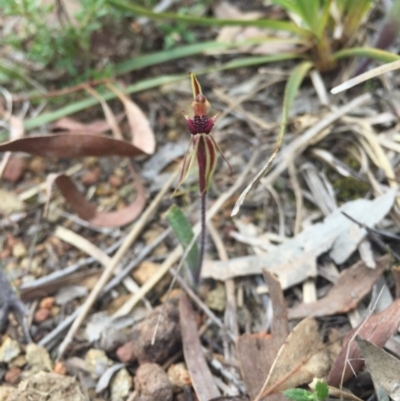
[194,191,207,285]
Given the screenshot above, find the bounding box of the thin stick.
[57,170,178,359]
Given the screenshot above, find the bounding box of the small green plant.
[158,4,206,49]
[284,380,329,401]
[2,0,123,78]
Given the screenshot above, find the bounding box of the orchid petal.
[190,72,202,98]
[196,134,218,195]
[209,134,233,175]
[173,136,200,196]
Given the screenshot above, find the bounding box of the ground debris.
[1,371,85,401]
[116,300,180,364]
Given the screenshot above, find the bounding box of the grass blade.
[332,47,400,63]
[166,205,199,274]
[108,0,310,36]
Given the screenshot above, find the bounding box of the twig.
[57,170,178,359]
[288,160,303,235]
[341,211,400,262]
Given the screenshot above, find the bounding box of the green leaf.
[107,0,310,36]
[166,205,199,273]
[332,47,400,63]
[294,0,319,32]
[116,41,231,74]
[315,381,329,401]
[115,40,303,75]
[279,61,313,145]
[283,388,314,401]
[268,0,301,15]
[315,0,332,40]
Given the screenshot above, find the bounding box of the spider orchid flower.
[175,72,232,195]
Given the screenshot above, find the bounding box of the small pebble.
[53,361,67,375]
[81,168,101,186]
[116,342,135,363]
[167,363,191,392]
[12,242,27,259]
[0,337,21,363]
[29,157,45,174]
[40,297,55,310]
[9,355,26,368]
[5,367,21,384]
[85,349,113,379]
[3,157,27,182]
[135,363,172,401]
[109,175,122,188]
[110,368,132,401]
[34,308,50,323]
[26,343,52,372]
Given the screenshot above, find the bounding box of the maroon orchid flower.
[174,72,232,284]
[175,72,232,196]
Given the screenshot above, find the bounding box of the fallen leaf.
[356,337,400,401]
[237,270,289,400]
[180,292,220,401]
[288,255,390,319]
[49,164,146,227]
[2,156,27,182]
[107,83,156,155]
[52,114,124,134]
[0,115,25,180]
[203,190,396,285]
[84,86,124,140]
[263,270,289,339]
[0,133,145,158]
[327,298,400,386]
[256,318,330,399]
